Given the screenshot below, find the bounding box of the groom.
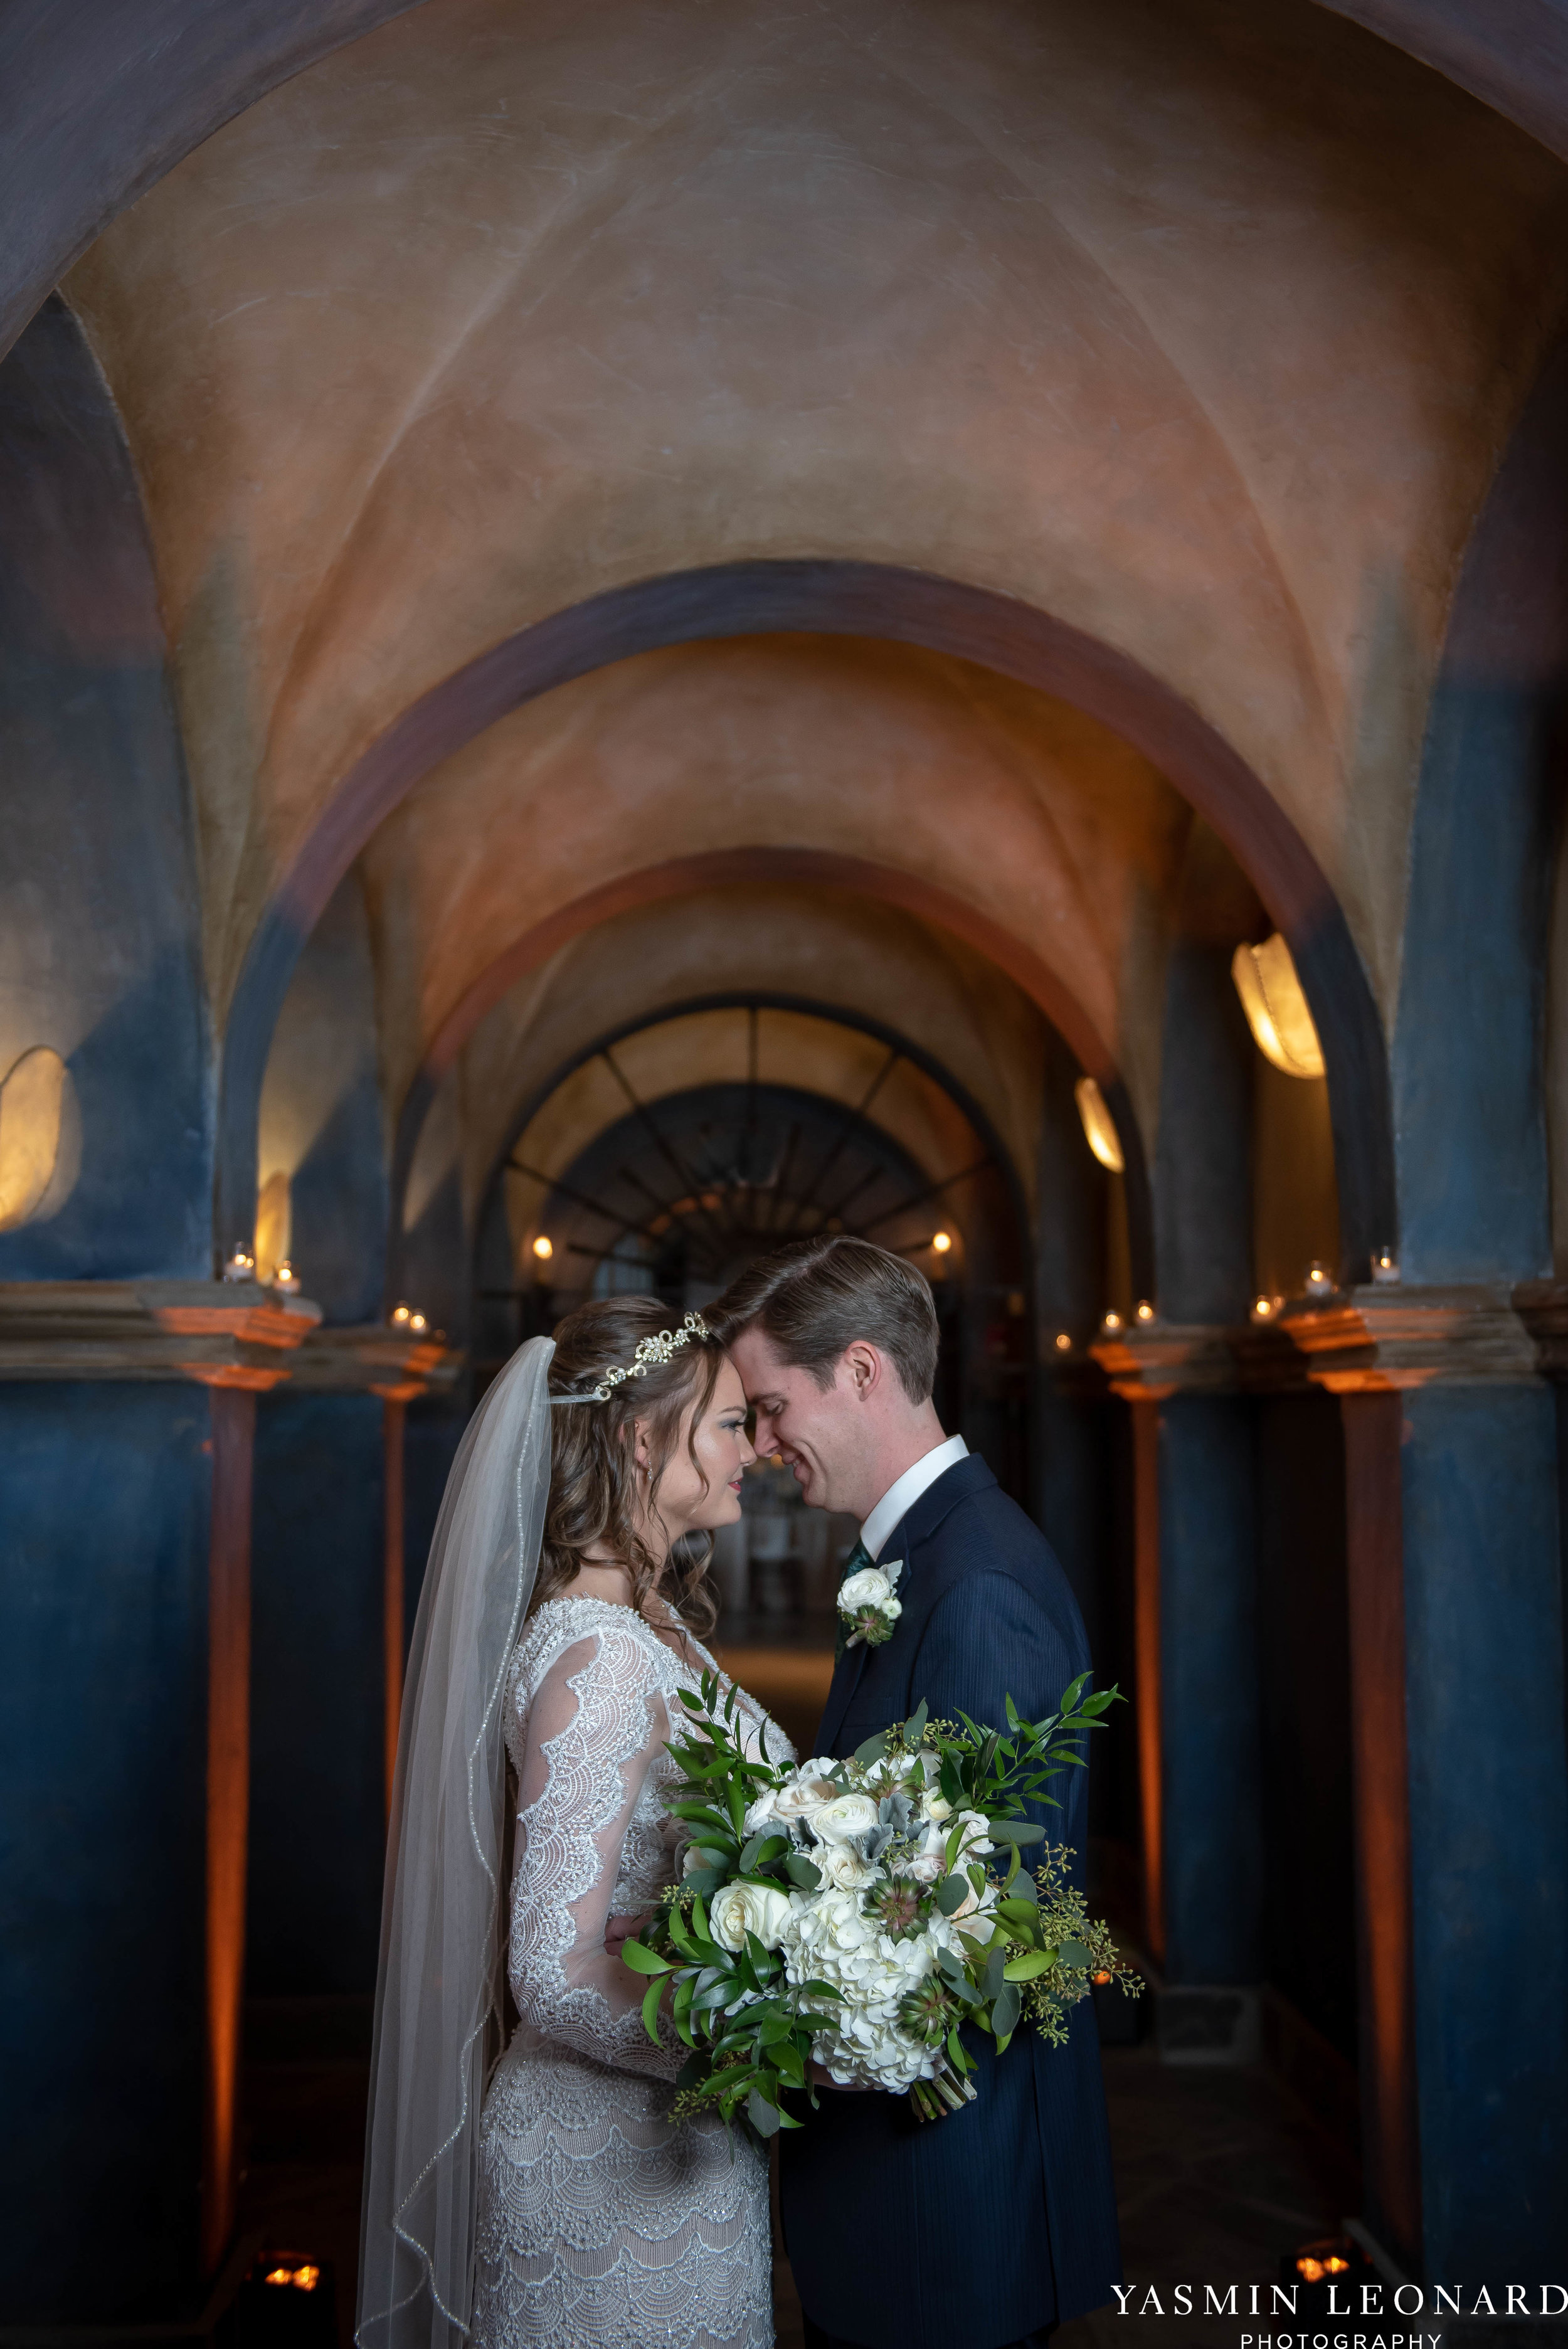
[712,1235,1121,2349]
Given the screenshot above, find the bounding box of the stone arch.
[216,561,1393,1288]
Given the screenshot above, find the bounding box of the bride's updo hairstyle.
[534,1295,728,1634]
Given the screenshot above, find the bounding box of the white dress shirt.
[860,1433,969,1562]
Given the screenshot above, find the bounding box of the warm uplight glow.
[263,2263,322,2291]
[392,1303,411,1324]
[1102,1310,1123,1333]
[1054,1332,1073,1352]
[532,1234,554,1261]
[255,1168,291,1286]
[1135,1300,1155,1323]
[1296,2256,1350,2283]
[1231,935,1325,1078]
[1073,1076,1125,1172]
[931,1229,953,1254]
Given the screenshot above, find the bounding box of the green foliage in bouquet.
[620,1670,1140,2141]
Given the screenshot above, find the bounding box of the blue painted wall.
[1393,336,1568,1285]
[257,872,388,1326]
[1401,1382,1568,2279]
[248,1391,386,1996]
[1155,941,1254,1325]
[0,298,209,1280]
[0,1384,211,2319]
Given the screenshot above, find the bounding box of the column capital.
[1286,1284,1537,1393]
[0,1282,458,1399]
[1088,1321,1236,1400]
[1085,1284,1549,1399]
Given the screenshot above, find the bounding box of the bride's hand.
[604,1909,654,1959]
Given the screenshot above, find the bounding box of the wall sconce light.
[0,1046,73,1232]
[1231,935,1325,1078]
[931,1230,953,1254]
[1135,1300,1155,1324]
[1373,1251,1399,1285]
[1074,1077,1125,1172]
[1054,1332,1073,1352]
[1102,1309,1123,1333]
[532,1234,554,1261]
[224,1248,257,1283]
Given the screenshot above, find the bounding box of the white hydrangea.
[779,1890,945,2091]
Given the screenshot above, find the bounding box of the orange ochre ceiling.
[61,0,1568,1074]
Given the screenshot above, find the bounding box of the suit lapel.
[815,1456,999,1753]
[816,1637,869,1755]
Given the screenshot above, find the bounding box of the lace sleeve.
[509,1623,681,2081]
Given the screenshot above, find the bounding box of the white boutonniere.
[837,1557,904,1650]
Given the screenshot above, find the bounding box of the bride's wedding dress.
[471,1593,791,2349]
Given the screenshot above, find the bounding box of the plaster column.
[246,1332,457,2007]
[1093,1330,1264,2026]
[1294,1290,1568,2281]
[0,1283,315,2318]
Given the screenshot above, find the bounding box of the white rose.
[922,1793,953,1823]
[837,1566,896,1612]
[743,1791,780,1835]
[709,1880,795,1953]
[817,1843,876,1892]
[774,1771,839,1821]
[908,1852,943,1884]
[811,1792,881,1844]
[955,1808,993,1858]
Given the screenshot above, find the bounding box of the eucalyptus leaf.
[746,2087,783,2138]
[992,1979,1022,2037]
[935,1873,970,1917]
[854,1729,889,1768]
[906,1698,929,1746]
[1057,1938,1094,1969]
[783,1853,822,1890]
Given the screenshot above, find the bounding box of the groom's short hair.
[711,1234,939,1404]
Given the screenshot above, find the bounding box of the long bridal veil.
[358,1337,554,2348]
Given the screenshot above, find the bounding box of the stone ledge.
[1088,1285,1548,1397]
[0,1283,459,1399]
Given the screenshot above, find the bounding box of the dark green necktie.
[834,1537,874,1663]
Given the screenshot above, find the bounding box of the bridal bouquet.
[620,1673,1135,2137]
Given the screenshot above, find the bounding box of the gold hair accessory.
[548,1312,712,1407]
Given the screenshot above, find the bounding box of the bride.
[358,1297,790,2349]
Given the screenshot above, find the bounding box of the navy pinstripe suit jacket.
[778,1451,1121,2349]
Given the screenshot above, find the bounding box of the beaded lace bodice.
[472,1594,790,2349]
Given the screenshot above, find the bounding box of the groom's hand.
[808,2060,869,2091]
